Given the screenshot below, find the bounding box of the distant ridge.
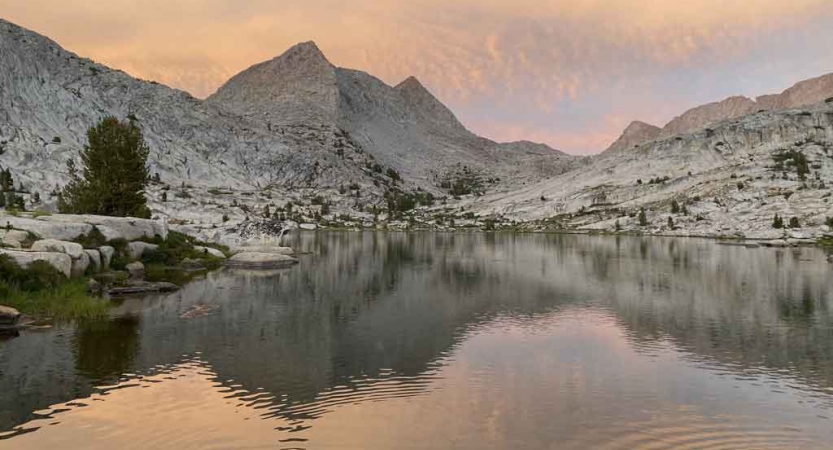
[603,72,833,153]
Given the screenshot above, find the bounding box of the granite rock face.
[606,73,833,151]
[0,250,72,277]
[227,252,299,269]
[0,17,575,214]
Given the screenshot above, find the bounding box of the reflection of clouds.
[3,1,832,152]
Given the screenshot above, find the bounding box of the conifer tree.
[638,209,648,226]
[59,117,151,218]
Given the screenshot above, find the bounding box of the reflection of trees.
[75,315,141,380]
[2,232,833,432]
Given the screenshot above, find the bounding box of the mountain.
[2,18,833,240]
[0,17,575,213]
[471,100,833,239]
[603,121,661,154]
[604,73,833,152]
[207,42,578,187]
[0,19,377,197]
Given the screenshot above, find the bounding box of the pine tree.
[638,209,648,226]
[772,214,784,229]
[789,217,800,229]
[667,216,674,229]
[0,169,13,192]
[58,117,151,218]
[0,192,5,208]
[670,200,680,214]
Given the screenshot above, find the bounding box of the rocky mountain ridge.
[0,18,573,206]
[207,40,576,187]
[1,18,832,242]
[605,73,833,153]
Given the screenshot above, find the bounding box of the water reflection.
[1,233,832,449]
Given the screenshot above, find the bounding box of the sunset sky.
[2,1,833,154]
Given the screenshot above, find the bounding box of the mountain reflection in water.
[1,233,832,449]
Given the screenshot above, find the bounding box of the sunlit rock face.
[1,17,832,238]
[469,102,833,239]
[0,17,576,224]
[606,73,833,151]
[206,40,577,188]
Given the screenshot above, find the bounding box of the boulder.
[194,246,226,259]
[30,239,84,259]
[0,230,29,248]
[0,215,92,241]
[226,252,298,269]
[0,306,21,326]
[84,249,102,272]
[128,242,159,260]
[181,258,206,270]
[71,252,91,278]
[99,246,115,269]
[40,214,168,241]
[126,261,145,281]
[233,245,294,256]
[300,223,317,230]
[87,278,103,295]
[0,250,72,277]
[107,281,179,296]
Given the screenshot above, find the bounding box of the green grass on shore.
[1,278,109,321]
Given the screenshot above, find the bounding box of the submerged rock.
[226,252,299,269]
[233,245,294,256]
[107,281,179,296]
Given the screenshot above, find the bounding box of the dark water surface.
[2,232,833,449]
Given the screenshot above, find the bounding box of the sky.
[2,1,833,154]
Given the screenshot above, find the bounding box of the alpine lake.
[1,232,833,449]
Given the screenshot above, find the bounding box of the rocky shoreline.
[0,212,299,333]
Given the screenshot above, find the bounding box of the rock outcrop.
[227,252,299,269]
[471,102,833,239]
[0,250,72,277]
[607,73,833,152]
[603,121,662,153]
[0,17,574,212]
[0,212,170,277]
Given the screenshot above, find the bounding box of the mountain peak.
[206,40,339,123]
[396,76,425,91]
[394,76,469,137]
[602,120,661,153]
[282,41,329,62]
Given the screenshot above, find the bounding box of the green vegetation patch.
[0,255,108,321]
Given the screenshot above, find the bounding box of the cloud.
[1,0,832,153]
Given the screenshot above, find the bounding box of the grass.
[1,279,109,321]
[818,236,833,249]
[0,254,109,321]
[138,230,227,286]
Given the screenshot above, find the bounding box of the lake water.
[2,232,833,449]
